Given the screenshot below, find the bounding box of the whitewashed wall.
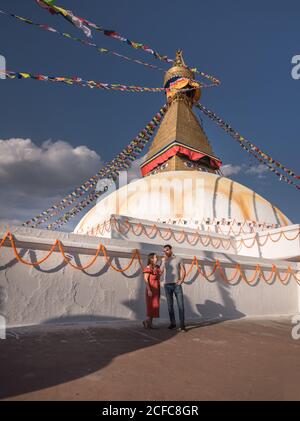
[87,215,300,261]
[236,225,300,260]
[0,225,299,328]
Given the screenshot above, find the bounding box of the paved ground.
[0,317,300,401]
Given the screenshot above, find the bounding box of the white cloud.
[246,164,268,176]
[0,138,102,226]
[0,138,101,194]
[222,164,243,176]
[222,163,268,178]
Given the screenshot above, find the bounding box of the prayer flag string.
[35,0,221,87]
[24,104,168,229]
[196,103,300,190]
[0,9,168,74]
[3,69,166,93]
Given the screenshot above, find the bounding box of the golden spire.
[140,51,222,177]
[163,50,201,106]
[174,50,186,66]
[163,50,195,89]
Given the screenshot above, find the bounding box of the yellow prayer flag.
[20,73,31,78]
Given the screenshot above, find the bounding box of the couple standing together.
[143,244,187,332]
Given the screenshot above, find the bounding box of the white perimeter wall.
[0,225,299,328]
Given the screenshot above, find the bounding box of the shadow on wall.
[122,273,245,323]
[196,300,244,321]
[0,286,7,315]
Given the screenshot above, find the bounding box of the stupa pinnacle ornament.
[140,51,222,177]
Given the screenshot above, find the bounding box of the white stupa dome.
[74,171,291,236]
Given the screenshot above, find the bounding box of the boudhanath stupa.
[0,52,299,328]
[74,52,291,236]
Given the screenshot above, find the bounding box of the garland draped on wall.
[1,231,299,286]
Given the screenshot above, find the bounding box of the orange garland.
[84,216,299,251]
[95,217,235,250]
[236,227,300,250]
[1,231,299,285]
[6,232,59,267]
[87,216,279,237]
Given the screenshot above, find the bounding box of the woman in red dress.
[143,253,161,329]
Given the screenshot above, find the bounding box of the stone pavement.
[0,317,300,401]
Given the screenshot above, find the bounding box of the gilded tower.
[140,51,222,177]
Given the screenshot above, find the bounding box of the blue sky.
[0,0,299,229]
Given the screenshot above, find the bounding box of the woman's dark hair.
[147,253,156,265]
